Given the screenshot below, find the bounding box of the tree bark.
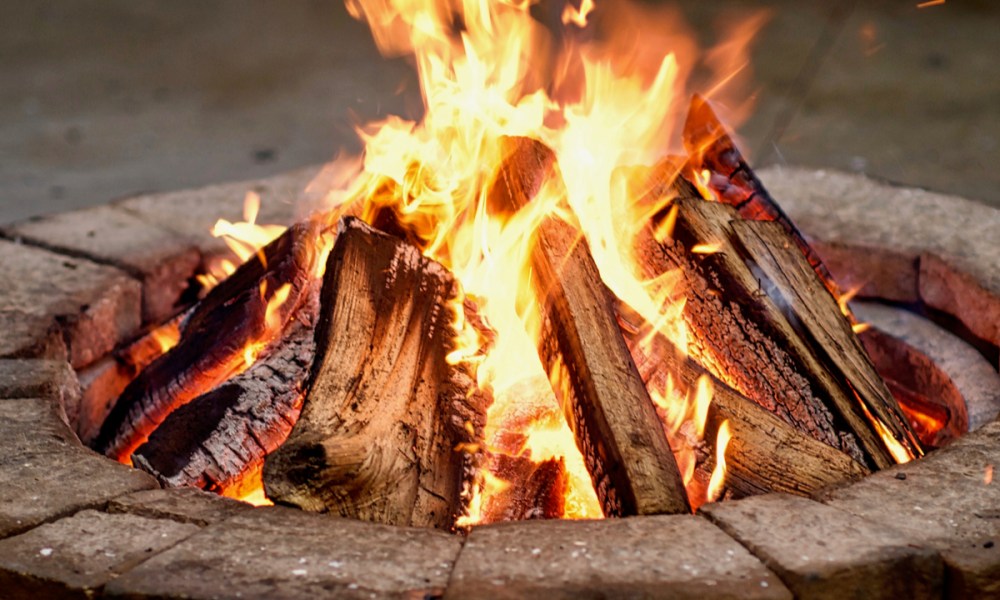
[263,217,487,530]
[489,136,691,517]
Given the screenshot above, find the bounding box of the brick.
[446,516,790,600]
[759,166,1000,350]
[75,356,131,445]
[104,506,462,599]
[0,509,199,600]
[854,301,1000,430]
[701,493,942,599]
[942,542,1000,599]
[0,359,80,425]
[0,240,141,368]
[4,204,201,323]
[818,419,1000,551]
[0,398,156,538]
[107,488,250,527]
[115,166,316,256]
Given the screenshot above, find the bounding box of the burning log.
[130,286,320,496]
[637,196,921,469]
[489,136,691,517]
[480,454,567,521]
[93,220,324,462]
[622,309,870,498]
[263,218,486,530]
[682,94,837,294]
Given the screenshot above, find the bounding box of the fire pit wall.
[0,166,997,599]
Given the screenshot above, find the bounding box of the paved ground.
[1,0,997,225]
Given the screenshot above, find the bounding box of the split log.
[130,284,320,496]
[263,217,487,530]
[480,455,567,521]
[682,94,837,295]
[488,136,690,516]
[93,220,324,462]
[621,307,871,498]
[636,197,921,469]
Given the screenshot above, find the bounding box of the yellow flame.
[706,419,731,503]
[310,0,765,523]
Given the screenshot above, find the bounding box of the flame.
[149,322,181,355]
[303,0,767,523]
[706,419,731,503]
[986,465,994,485]
[197,191,288,292]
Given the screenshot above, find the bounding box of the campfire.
[86,0,945,530]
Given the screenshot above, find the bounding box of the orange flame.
[198,191,288,292]
[706,419,731,503]
[306,0,767,523]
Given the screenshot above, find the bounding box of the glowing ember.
[985,465,994,485]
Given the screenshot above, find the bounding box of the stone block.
[759,166,1000,350]
[0,509,199,599]
[115,166,317,256]
[942,542,1000,599]
[701,493,942,599]
[4,204,201,323]
[104,506,462,599]
[0,398,157,538]
[0,359,80,425]
[818,419,1000,551]
[0,240,142,368]
[446,515,790,599]
[108,488,250,527]
[75,356,131,445]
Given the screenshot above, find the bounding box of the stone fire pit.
[0,166,997,599]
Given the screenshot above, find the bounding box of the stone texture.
[107,488,251,527]
[759,166,1000,350]
[0,398,157,538]
[0,239,142,368]
[3,204,201,323]
[818,419,1000,551]
[942,542,1000,599]
[0,359,80,425]
[701,493,942,599]
[104,506,462,599]
[446,516,790,600]
[75,356,132,446]
[0,509,199,599]
[115,166,317,256]
[854,301,1000,430]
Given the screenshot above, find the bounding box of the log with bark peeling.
[489,136,691,517]
[636,196,921,469]
[263,217,487,530]
[130,284,320,496]
[94,220,324,462]
[620,307,870,498]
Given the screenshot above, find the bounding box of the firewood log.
[621,312,870,498]
[131,284,320,496]
[481,454,567,521]
[682,94,837,295]
[94,220,324,463]
[636,197,921,469]
[488,136,691,516]
[263,217,487,530]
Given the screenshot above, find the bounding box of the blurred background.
[1,0,997,224]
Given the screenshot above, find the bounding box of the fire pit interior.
[1,1,999,598]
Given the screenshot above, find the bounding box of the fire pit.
[1,0,999,597]
[0,164,997,598]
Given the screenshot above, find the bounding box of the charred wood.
[131,284,320,496]
[93,220,324,462]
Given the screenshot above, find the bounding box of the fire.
[706,419,732,503]
[148,322,181,355]
[198,191,288,291]
[312,0,768,523]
